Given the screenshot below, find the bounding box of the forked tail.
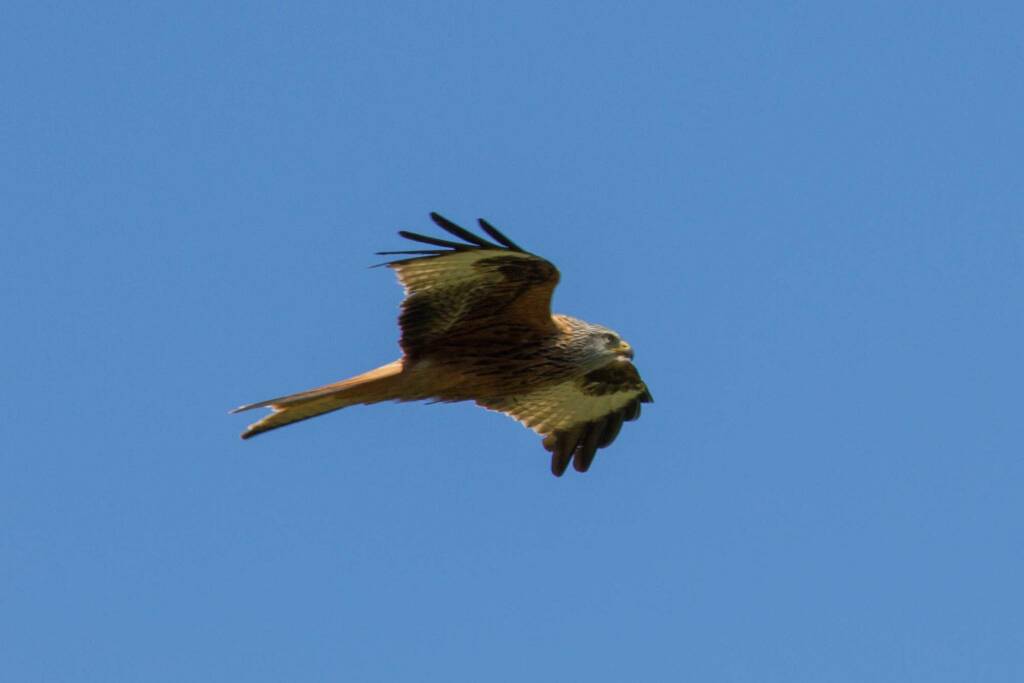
[231,359,406,439]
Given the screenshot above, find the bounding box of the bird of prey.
[231,212,652,476]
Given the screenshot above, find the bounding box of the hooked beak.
[616,341,634,360]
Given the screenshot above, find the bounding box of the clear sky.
[3,3,1022,681]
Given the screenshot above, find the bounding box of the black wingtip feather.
[429,212,500,249]
[396,230,471,251]
[541,391,650,476]
[551,455,570,477]
[550,429,583,477]
[380,214,528,267]
[596,411,625,448]
[477,218,524,251]
[572,420,604,473]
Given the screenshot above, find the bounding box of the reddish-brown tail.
[231,359,407,439]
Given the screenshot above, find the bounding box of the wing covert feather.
[379,214,561,357]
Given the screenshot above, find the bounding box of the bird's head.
[556,315,635,368]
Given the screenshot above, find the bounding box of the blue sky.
[3,2,1022,681]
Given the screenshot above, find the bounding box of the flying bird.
[231,212,652,476]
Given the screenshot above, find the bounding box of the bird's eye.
[603,333,618,345]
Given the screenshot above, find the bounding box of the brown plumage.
[231,212,653,476]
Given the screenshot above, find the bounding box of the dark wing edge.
[375,212,526,265]
[543,388,654,477]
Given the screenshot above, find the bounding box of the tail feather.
[231,359,406,439]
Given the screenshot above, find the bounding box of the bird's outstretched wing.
[378,213,561,359]
[478,359,653,476]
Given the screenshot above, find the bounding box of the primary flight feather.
[231,212,652,476]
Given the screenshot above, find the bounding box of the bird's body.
[232,213,652,476]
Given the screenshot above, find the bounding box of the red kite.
[232,213,652,476]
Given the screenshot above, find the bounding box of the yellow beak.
[617,341,634,359]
